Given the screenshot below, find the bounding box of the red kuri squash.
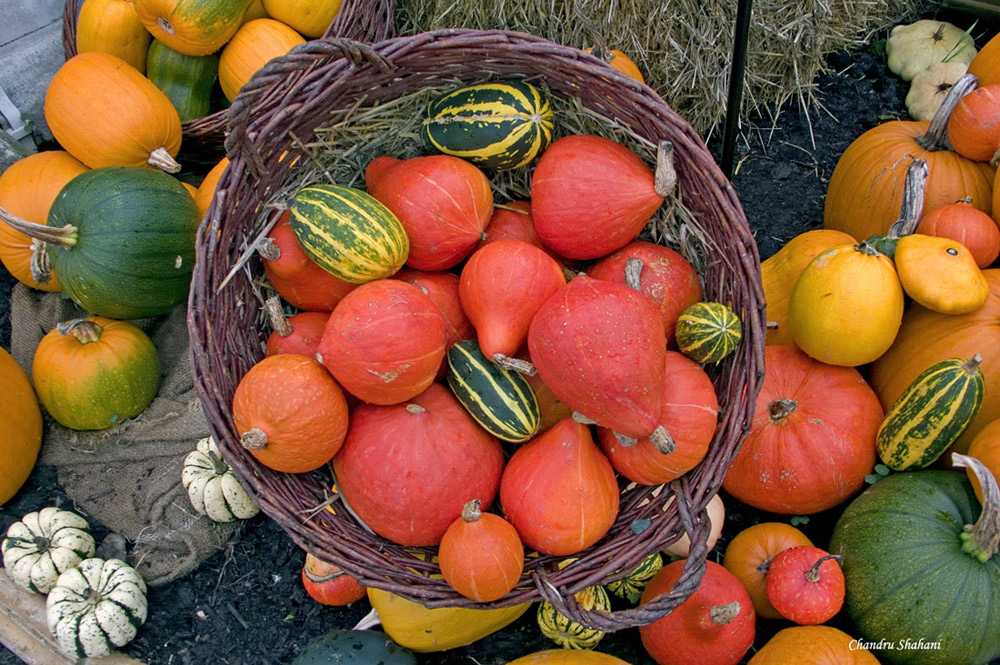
[948,83,1000,164]
[438,499,524,602]
[765,546,844,625]
[301,553,367,606]
[916,198,1000,268]
[722,522,815,620]
[263,301,328,358]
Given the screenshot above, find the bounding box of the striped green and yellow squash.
[537,585,611,650]
[446,340,540,443]
[876,354,985,471]
[607,552,663,604]
[289,183,409,284]
[674,301,743,365]
[420,80,555,170]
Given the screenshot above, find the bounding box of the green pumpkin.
[291,629,416,665]
[0,167,199,319]
[146,38,219,122]
[829,454,1000,665]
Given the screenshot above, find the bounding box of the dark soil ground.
[0,23,977,665]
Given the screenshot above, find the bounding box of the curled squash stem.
[709,601,741,626]
[952,453,1000,562]
[804,554,842,583]
[885,158,929,240]
[148,147,181,174]
[493,353,536,376]
[0,204,77,248]
[28,239,52,286]
[56,318,103,344]
[264,296,293,337]
[917,73,977,152]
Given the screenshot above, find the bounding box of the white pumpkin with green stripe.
[46,557,147,659]
[876,354,985,471]
[446,340,540,443]
[2,507,96,595]
[537,584,611,650]
[674,301,743,364]
[421,80,555,170]
[289,183,409,284]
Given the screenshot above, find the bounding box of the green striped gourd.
[446,339,540,443]
[876,354,985,471]
[420,80,555,170]
[674,301,743,364]
[537,584,611,650]
[289,184,409,284]
[607,552,664,604]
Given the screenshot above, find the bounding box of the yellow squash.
[261,0,343,38]
[132,0,254,56]
[894,233,989,314]
[76,0,152,74]
[218,18,306,102]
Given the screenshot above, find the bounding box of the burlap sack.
[10,284,237,586]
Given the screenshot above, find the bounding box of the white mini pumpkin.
[46,557,147,659]
[1,507,95,594]
[906,61,969,121]
[886,19,977,81]
[182,436,259,522]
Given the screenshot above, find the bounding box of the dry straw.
[397,0,932,136]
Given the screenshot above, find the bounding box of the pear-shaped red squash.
[499,417,619,556]
[393,267,475,379]
[366,155,493,271]
[439,499,525,602]
[316,279,447,405]
[528,276,667,439]
[332,383,505,546]
[598,351,718,485]
[481,200,569,266]
[460,239,566,363]
[588,240,703,347]
[261,210,357,312]
[531,134,664,260]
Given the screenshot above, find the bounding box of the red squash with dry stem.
[765,546,845,625]
[392,268,474,379]
[948,84,1000,164]
[301,553,367,606]
[438,500,524,602]
[722,522,814,620]
[263,299,328,358]
[916,199,1000,268]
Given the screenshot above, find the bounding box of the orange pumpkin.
[438,500,524,602]
[748,626,880,664]
[45,52,182,172]
[0,346,42,506]
[506,651,632,665]
[871,269,1000,456]
[0,151,88,291]
[132,0,254,56]
[722,522,814,620]
[218,18,306,102]
[585,47,645,83]
[76,0,152,73]
[916,198,1000,268]
[965,418,1000,503]
[948,84,1000,164]
[232,353,349,473]
[195,157,229,220]
[967,31,1000,89]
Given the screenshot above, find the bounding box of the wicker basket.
[61,0,396,162]
[188,30,765,631]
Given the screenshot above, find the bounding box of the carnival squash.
[916,198,1000,268]
[0,347,42,506]
[219,18,306,102]
[675,301,743,365]
[76,0,152,73]
[608,553,664,603]
[748,626,880,665]
[871,269,1000,454]
[537,584,612,649]
[182,436,259,522]
[332,383,504,546]
[531,134,663,260]
[132,0,254,56]
[45,52,182,172]
[2,507,95,594]
[830,455,1000,665]
[0,151,87,292]
[146,38,219,122]
[723,345,882,514]
[261,0,343,37]
[722,522,814,620]
[232,354,349,473]
[438,500,524,602]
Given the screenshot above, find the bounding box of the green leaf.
[790,515,810,526]
[874,464,891,476]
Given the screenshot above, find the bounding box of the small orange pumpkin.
[722,522,814,620]
[506,651,632,665]
[585,47,645,83]
[76,0,152,74]
[438,500,524,602]
[301,552,366,606]
[894,233,990,314]
[965,418,1000,503]
[748,625,880,664]
[0,151,89,292]
[219,18,306,102]
[0,346,42,506]
[916,199,1000,268]
[968,31,1000,89]
[261,0,343,37]
[45,52,182,172]
[232,353,349,473]
[948,84,1000,164]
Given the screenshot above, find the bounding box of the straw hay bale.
[397,0,933,135]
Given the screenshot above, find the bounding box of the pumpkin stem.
[624,257,644,291]
[147,147,181,174]
[264,296,293,338]
[28,239,52,285]
[240,428,268,451]
[654,141,677,198]
[352,607,382,631]
[462,499,482,522]
[963,354,984,375]
[572,411,598,426]
[886,158,928,240]
[918,73,977,151]
[492,353,537,376]
[804,554,842,583]
[31,536,51,551]
[709,601,741,626]
[952,453,1000,561]
[0,204,78,248]
[766,321,779,330]
[854,240,880,256]
[991,148,1000,169]
[207,450,230,476]
[56,318,103,344]
[768,398,797,421]
[649,426,676,454]
[615,431,639,447]
[405,404,426,414]
[257,237,281,261]
[755,557,773,575]
[156,15,176,35]
[304,566,345,585]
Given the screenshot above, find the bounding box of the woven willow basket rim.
[188,29,765,631]
[61,0,397,159]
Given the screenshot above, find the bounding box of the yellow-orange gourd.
[748,626,879,664]
[219,19,305,102]
[76,0,152,74]
[44,52,182,172]
[261,0,343,38]
[966,419,1000,502]
[195,156,229,219]
[894,234,990,314]
[585,47,645,83]
[0,151,89,292]
[0,346,42,506]
[132,0,254,56]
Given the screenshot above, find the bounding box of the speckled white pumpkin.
[46,557,147,659]
[2,507,95,594]
[182,436,259,522]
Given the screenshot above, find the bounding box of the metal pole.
[720,0,754,180]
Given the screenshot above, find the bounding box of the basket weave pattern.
[188,30,765,630]
[61,0,397,159]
